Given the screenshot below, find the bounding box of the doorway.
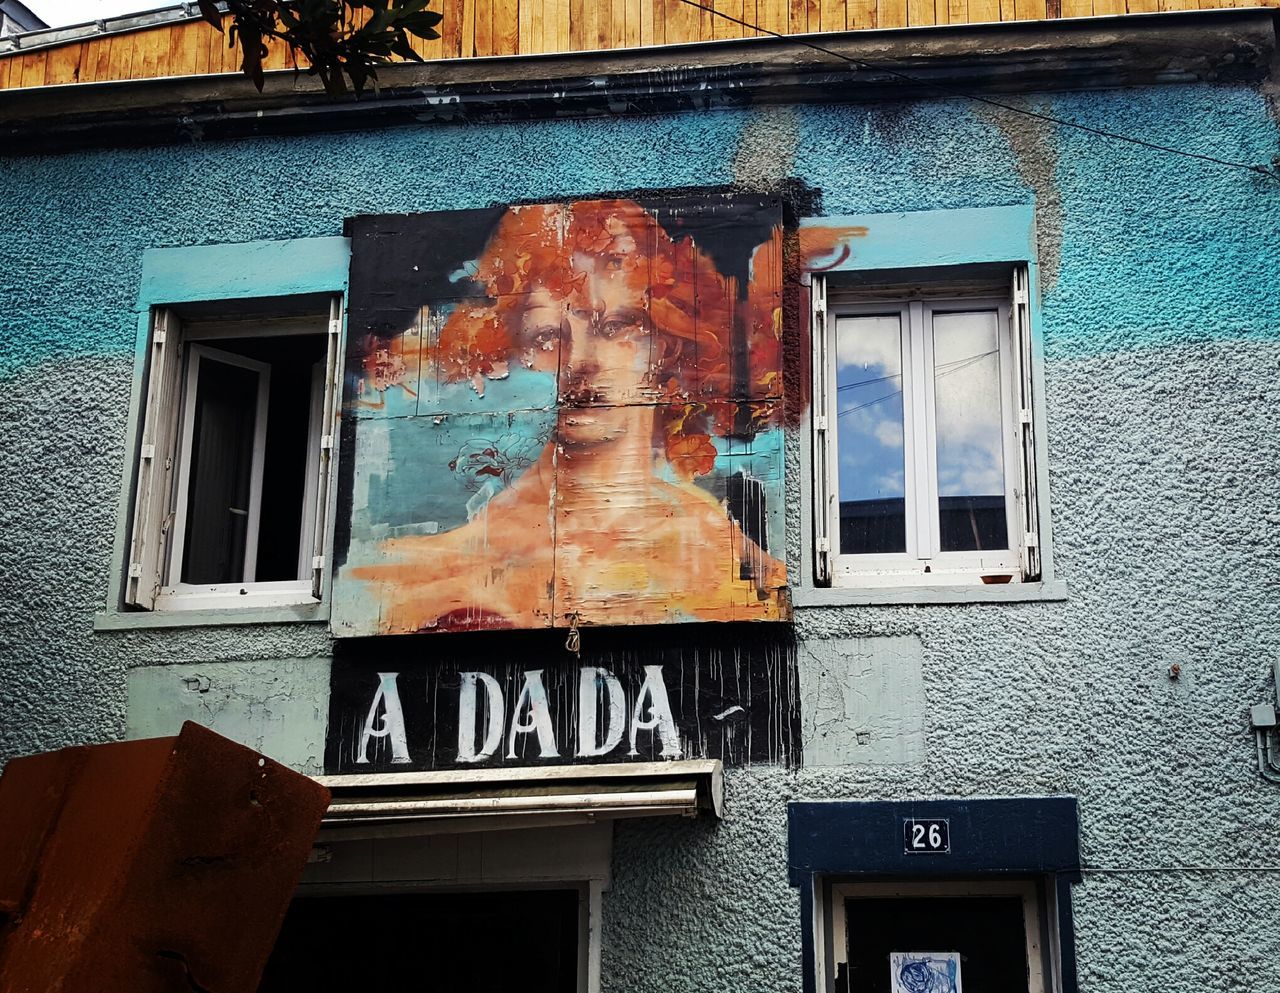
[258,889,581,992]
[829,880,1050,993]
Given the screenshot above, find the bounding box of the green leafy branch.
[196,0,443,96]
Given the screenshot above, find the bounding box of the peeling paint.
[979,100,1064,294]
[732,106,800,191]
[797,636,926,766]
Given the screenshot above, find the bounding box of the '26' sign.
[902,818,950,855]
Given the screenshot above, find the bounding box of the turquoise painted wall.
[2,85,1279,990]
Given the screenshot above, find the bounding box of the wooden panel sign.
[324,628,800,772]
[332,193,787,637]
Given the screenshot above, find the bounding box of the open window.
[811,266,1040,588]
[125,298,342,611]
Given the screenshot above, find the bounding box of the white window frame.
[165,343,272,600]
[812,267,1040,589]
[827,879,1056,993]
[125,299,343,612]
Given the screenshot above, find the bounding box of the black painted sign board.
[787,797,1081,884]
[326,625,800,774]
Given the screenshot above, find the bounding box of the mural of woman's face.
[517,224,653,448]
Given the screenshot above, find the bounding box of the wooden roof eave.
[0,8,1274,154]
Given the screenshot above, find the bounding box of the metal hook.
[565,612,581,658]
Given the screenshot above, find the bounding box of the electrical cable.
[1082,865,1280,873]
[673,0,1280,185]
[837,347,1000,415]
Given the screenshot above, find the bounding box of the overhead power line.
[674,0,1280,185]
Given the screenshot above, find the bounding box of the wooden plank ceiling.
[0,0,1273,90]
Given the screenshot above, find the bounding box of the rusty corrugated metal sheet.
[0,721,330,993]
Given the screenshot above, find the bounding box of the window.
[828,880,1055,993]
[811,266,1040,587]
[125,299,341,611]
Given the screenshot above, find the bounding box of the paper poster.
[889,951,962,993]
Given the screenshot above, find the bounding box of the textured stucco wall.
[2,82,1279,991]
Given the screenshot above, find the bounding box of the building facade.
[1,5,1279,991]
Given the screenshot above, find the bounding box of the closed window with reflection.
[813,269,1040,587]
[835,312,907,556]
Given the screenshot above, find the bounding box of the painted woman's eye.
[596,311,647,340]
[605,254,626,271]
[526,325,560,349]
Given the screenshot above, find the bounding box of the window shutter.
[1011,266,1041,580]
[309,295,343,600]
[810,276,833,586]
[125,308,182,609]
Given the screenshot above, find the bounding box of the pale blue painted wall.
[1,85,1279,990]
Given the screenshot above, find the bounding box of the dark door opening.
[258,889,580,993]
[842,895,1030,993]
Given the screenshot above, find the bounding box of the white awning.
[313,760,723,838]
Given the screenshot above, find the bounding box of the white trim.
[1012,264,1042,580]
[94,600,328,630]
[310,295,343,600]
[153,579,316,611]
[166,342,271,589]
[315,758,723,789]
[324,787,700,822]
[316,759,724,827]
[910,299,932,558]
[812,879,831,993]
[297,359,325,580]
[811,277,832,585]
[124,307,182,609]
[314,761,723,839]
[825,295,1024,585]
[586,880,604,993]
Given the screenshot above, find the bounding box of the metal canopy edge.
[315,759,724,836]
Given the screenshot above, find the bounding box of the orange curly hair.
[431,199,783,479]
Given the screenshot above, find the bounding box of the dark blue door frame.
[788,797,1081,993]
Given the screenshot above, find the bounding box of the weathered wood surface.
[326,624,802,771]
[333,195,789,637]
[2,0,1274,90]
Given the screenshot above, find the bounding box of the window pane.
[932,310,1008,552]
[181,357,260,584]
[835,314,906,555]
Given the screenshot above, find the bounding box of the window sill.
[791,579,1067,608]
[93,600,330,631]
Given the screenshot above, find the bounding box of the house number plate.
[902,818,950,855]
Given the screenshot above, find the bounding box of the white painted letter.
[507,669,560,759]
[357,671,411,764]
[629,665,682,758]
[576,666,625,758]
[457,672,504,763]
